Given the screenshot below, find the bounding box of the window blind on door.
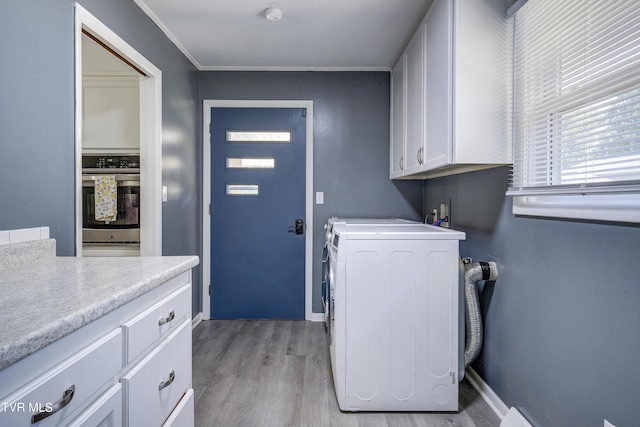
[507,0,640,197]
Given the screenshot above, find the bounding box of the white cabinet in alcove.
[390,0,511,180]
[82,76,140,153]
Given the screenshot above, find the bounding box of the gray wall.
[1,1,75,251]
[0,0,202,315]
[424,166,640,427]
[200,71,424,312]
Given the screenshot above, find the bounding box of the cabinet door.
[390,57,406,179]
[403,23,426,176]
[83,76,140,153]
[423,0,453,170]
[0,330,122,427]
[122,282,191,364]
[66,384,122,427]
[454,0,511,164]
[121,318,191,427]
[162,389,194,427]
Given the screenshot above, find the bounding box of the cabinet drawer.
[0,329,122,427]
[121,318,191,427]
[162,389,194,427]
[66,384,122,427]
[122,283,191,363]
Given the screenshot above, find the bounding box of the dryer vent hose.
[464,261,498,367]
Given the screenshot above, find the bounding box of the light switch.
[315,192,324,205]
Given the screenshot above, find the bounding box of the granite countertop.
[0,255,199,371]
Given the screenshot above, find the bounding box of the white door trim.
[202,100,315,321]
[74,3,162,256]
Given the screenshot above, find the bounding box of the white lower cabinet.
[121,318,192,427]
[0,271,194,427]
[0,330,122,427]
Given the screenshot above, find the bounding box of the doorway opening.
[74,4,162,256]
[202,100,316,321]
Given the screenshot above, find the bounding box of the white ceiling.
[133,0,432,71]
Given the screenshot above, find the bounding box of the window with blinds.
[507,0,640,223]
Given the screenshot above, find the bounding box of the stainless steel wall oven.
[82,156,140,253]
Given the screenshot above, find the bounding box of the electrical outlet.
[604,419,615,427]
[442,198,451,228]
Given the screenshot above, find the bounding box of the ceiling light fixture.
[265,7,283,21]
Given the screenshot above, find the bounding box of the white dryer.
[322,218,419,333]
[329,223,465,412]
[324,217,418,246]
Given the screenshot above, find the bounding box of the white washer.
[329,223,465,412]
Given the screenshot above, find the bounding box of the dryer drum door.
[327,252,334,343]
[322,244,331,333]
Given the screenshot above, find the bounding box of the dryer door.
[326,252,336,342]
[322,243,330,332]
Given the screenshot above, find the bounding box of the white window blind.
[507,0,640,222]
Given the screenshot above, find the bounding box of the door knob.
[288,218,304,235]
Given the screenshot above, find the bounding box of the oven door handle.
[82,176,140,187]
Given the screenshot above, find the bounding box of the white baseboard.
[465,367,509,420]
[192,311,322,324]
[309,312,324,322]
[192,312,203,329]
[501,407,534,427]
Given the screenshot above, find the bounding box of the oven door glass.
[83,179,140,228]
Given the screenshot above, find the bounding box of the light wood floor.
[192,320,500,427]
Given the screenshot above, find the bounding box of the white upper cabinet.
[403,23,427,176]
[390,57,406,178]
[81,34,141,154]
[423,0,452,172]
[390,0,511,180]
[82,76,140,153]
[390,21,427,178]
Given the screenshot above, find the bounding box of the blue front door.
[210,107,306,319]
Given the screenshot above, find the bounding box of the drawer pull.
[158,310,175,326]
[31,385,75,424]
[158,370,175,390]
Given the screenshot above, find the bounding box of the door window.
[225,158,275,169]
[226,130,291,142]
[225,184,260,196]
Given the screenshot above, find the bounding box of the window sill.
[511,193,640,224]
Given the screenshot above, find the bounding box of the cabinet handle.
[400,157,404,170]
[31,385,75,424]
[159,370,175,390]
[417,147,424,165]
[158,310,175,326]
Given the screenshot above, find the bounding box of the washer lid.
[331,223,466,240]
